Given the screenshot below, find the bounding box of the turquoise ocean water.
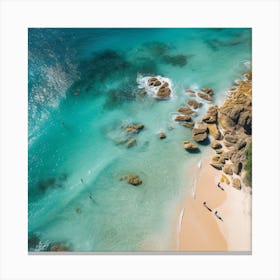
[28,28,251,252]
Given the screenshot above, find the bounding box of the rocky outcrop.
[177,106,194,115]
[158,132,166,139]
[183,141,199,152]
[187,99,202,109]
[174,115,191,122]
[198,92,213,101]
[219,77,252,135]
[192,123,208,142]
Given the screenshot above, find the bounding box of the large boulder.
[187,99,202,109]
[147,77,161,87]
[192,123,208,142]
[157,82,171,98]
[202,106,218,123]
[198,92,213,101]
[183,141,199,152]
[177,106,194,115]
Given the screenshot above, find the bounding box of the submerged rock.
[174,115,192,122]
[121,174,142,186]
[126,124,144,134]
[183,141,199,152]
[185,89,196,96]
[126,138,137,148]
[50,243,69,252]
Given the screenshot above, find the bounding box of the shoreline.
[176,150,252,252]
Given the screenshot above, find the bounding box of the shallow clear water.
[28,28,251,252]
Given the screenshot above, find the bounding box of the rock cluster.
[126,124,144,134]
[187,99,202,109]
[177,106,194,115]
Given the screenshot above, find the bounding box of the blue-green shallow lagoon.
[28,28,251,252]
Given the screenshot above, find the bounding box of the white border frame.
[1,0,279,279]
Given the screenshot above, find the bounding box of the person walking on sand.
[214,210,223,221]
[203,201,212,212]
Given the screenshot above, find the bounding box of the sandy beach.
[177,153,251,252]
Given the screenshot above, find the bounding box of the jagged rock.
[50,244,69,252]
[121,174,142,186]
[126,138,137,148]
[198,92,213,101]
[232,178,241,190]
[177,106,194,115]
[126,124,144,134]
[174,115,191,122]
[210,140,222,149]
[201,87,214,95]
[216,149,223,154]
[220,174,230,185]
[182,121,195,128]
[183,141,199,152]
[158,132,166,139]
[192,123,208,142]
[207,124,221,140]
[187,99,202,109]
[238,111,252,134]
[147,77,161,86]
[223,164,233,175]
